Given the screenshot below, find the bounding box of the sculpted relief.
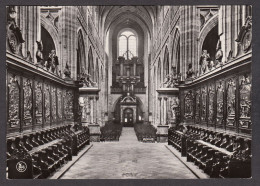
[35,81,43,125]
[64,90,74,120]
[23,78,33,126]
[44,84,51,125]
[239,74,251,129]
[51,86,57,123]
[169,97,179,121]
[201,86,207,123]
[57,88,63,121]
[208,83,215,124]
[184,91,193,120]
[195,89,201,124]
[226,78,236,127]
[8,73,20,128]
[216,80,224,126]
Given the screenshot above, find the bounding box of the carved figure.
[236,16,252,54]
[241,74,251,91]
[161,72,177,88]
[46,50,59,74]
[64,63,71,79]
[36,41,44,66]
[186,63,194,79]
[208,60,215,71]
[80,69,97,87]
[215,40,223,67]
[6,6,25,55]
[177,73,182,82]
[170,98,179,120]
[199,50,210,74]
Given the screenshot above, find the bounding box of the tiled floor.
[60,127,197,179]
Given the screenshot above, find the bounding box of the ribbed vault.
[100,6,155,38]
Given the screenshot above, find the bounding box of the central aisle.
[60,127,197,179]
[118,127,138,142]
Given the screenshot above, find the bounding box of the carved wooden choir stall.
[168,15,252,178]
[6,6,90,179]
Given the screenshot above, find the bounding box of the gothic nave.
[5,5,252,180]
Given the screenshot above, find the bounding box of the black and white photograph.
[5,4,253,180]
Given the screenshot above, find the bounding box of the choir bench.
[168,125,251,178]
[7,124,90,179]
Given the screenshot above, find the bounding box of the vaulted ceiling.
[99,6,156,37]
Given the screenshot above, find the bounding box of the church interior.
[6,5,252,179]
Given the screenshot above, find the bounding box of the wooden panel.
[216,80,224,128]
[35,79,43,128]
[238,73,251,134]
[51,85,57,125]
[57,87,63,124]
[7,72,21,134]
[22,77,33,131]
[226,77,237,131]
[207,82,215,127]
[44,82,51,127]
[179,57,251,136]
[64,89,74,121]
[201,85,207,125]
[194,88,201,124]
[184,90,194,123]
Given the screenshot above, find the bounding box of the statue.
[170,98,179,121]
[161,72,177,88]
[177,73,182,82]
[215,40,223,67]
[199,50,210,74]
[186,63,194,79]
[195,70,200,78]
[46,50,59,74]
[80,68,97,87]
[63,62,71,79]
[6,6,25,55]
[208,60,215,71]
[36,41,44,66]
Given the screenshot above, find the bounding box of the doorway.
[123,108,134,127]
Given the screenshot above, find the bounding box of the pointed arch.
[41,26,56,61]
[198,14,218,60]
[172,28,180,74]
[157,58,162,89]
[100,65,104,82]
[163,46,169,78]
[95,58,99,85]
[88,46,94,78]
[77,30,86,78]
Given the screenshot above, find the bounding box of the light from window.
[119,36,127,57]
[118,30,137,59]
[128,36,137,56]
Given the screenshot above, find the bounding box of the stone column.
[164,97,168,125]
[87,97,90,124]
[90,97,94,124]
[131,84,134,92]
[161,97,164,125]
[158,97,162,125]
[95,96,99,124]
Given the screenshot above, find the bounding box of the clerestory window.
[118,30,137,59]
